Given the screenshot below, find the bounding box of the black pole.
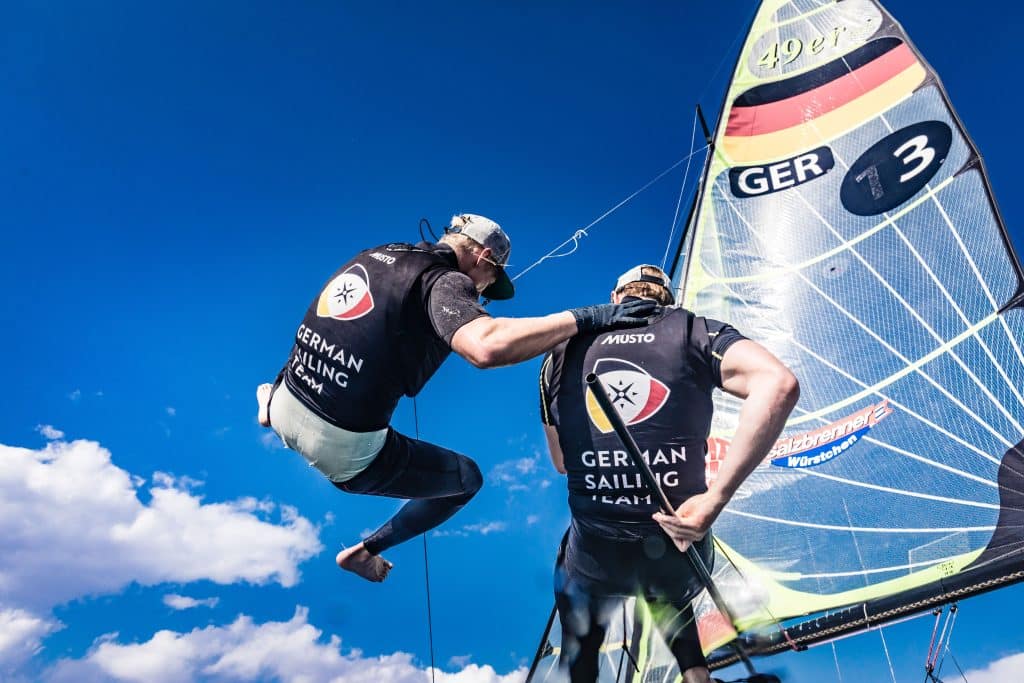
[585,372,759,678]
[696,104,713,146]
[525,603,558,682]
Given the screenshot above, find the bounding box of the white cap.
[615,264,671,291]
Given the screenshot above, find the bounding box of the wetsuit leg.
[336,428,483,555]
[554,527,630,683]
[646,598,707,674]
[554,573,619,683]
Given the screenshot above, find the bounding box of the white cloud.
[165,407,176,417]
[433,521,507,538]
[489,456,543,492]
[526,515,540,526]
[44,607,526,683]
[962,651,1024,683]
[0,438,322,613]
[0,607,61,671]
[35,425,65,441]
[163,595,219,611]
[68,390,82,402]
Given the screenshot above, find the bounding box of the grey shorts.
[269,382,387,483]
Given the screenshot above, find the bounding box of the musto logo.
[585,358,670,434]
[317,264,374,321]
[770,400,892,469]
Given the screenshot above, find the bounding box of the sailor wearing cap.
[539,264,799,683]
[255,215,659,582]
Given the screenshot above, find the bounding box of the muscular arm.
[451,312,579,368]
[655,339,799,550]
[711,339,800,501]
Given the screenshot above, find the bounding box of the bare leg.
[336,542,394,582]
[256,383,273,427]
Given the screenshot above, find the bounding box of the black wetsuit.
[540,301,746,680]
[274,242,489,555]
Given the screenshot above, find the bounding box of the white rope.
[877,624,898,683]
[846,501,897,683]
[512,229,589,281]
[660,109,703,270]
[511,145,709,283]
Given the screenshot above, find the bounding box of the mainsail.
[528,0,1024,677]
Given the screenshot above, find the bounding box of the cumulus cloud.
[44,607,526,683]
[962,651,1024,683]
[35,425,65,440]
[166,407,176,417]
[0,438,322,612]
[0,607,61,671]
[68,390,82,402]
[489,456,540,492]
[433,521,507,538]
[163,595,220,611]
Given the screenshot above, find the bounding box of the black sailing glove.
[570,299,659,334]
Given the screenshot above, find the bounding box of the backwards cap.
[447,213,514,300]
[615,264,674,303]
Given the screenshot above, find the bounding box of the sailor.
[256,214,657,583]
[539,265,799,682]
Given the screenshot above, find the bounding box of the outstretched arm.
[451,300,657,368]
[654,339,799,550]
[451,312,578,368]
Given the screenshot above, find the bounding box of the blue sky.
[2,1,1022,681]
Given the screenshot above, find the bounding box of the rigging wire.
[949,651,970,683]
[831,641,844,683]
[843,500,897,683]
[413,397,437,683]
[924,607,944,681]
[660,108,703,270]
[694,0,760,108]
[510,145,709,283]
[877,625,898,683]
[933,604,960,681]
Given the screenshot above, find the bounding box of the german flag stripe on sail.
[723,38,927,164]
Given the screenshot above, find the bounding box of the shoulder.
[428,269,477,300]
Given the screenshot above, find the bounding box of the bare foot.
[256,383,273,427]
[336,543,393,582]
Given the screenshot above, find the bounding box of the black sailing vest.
[553,307,716,539]
[281,242,454,431]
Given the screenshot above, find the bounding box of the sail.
[529,0,1024,677]
[676,0,1024,666]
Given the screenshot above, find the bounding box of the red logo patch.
[316,264,375,321]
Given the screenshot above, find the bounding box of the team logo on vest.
[316,263,375,321]
[585,358,670,434]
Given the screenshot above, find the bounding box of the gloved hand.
[570,299,658,334]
